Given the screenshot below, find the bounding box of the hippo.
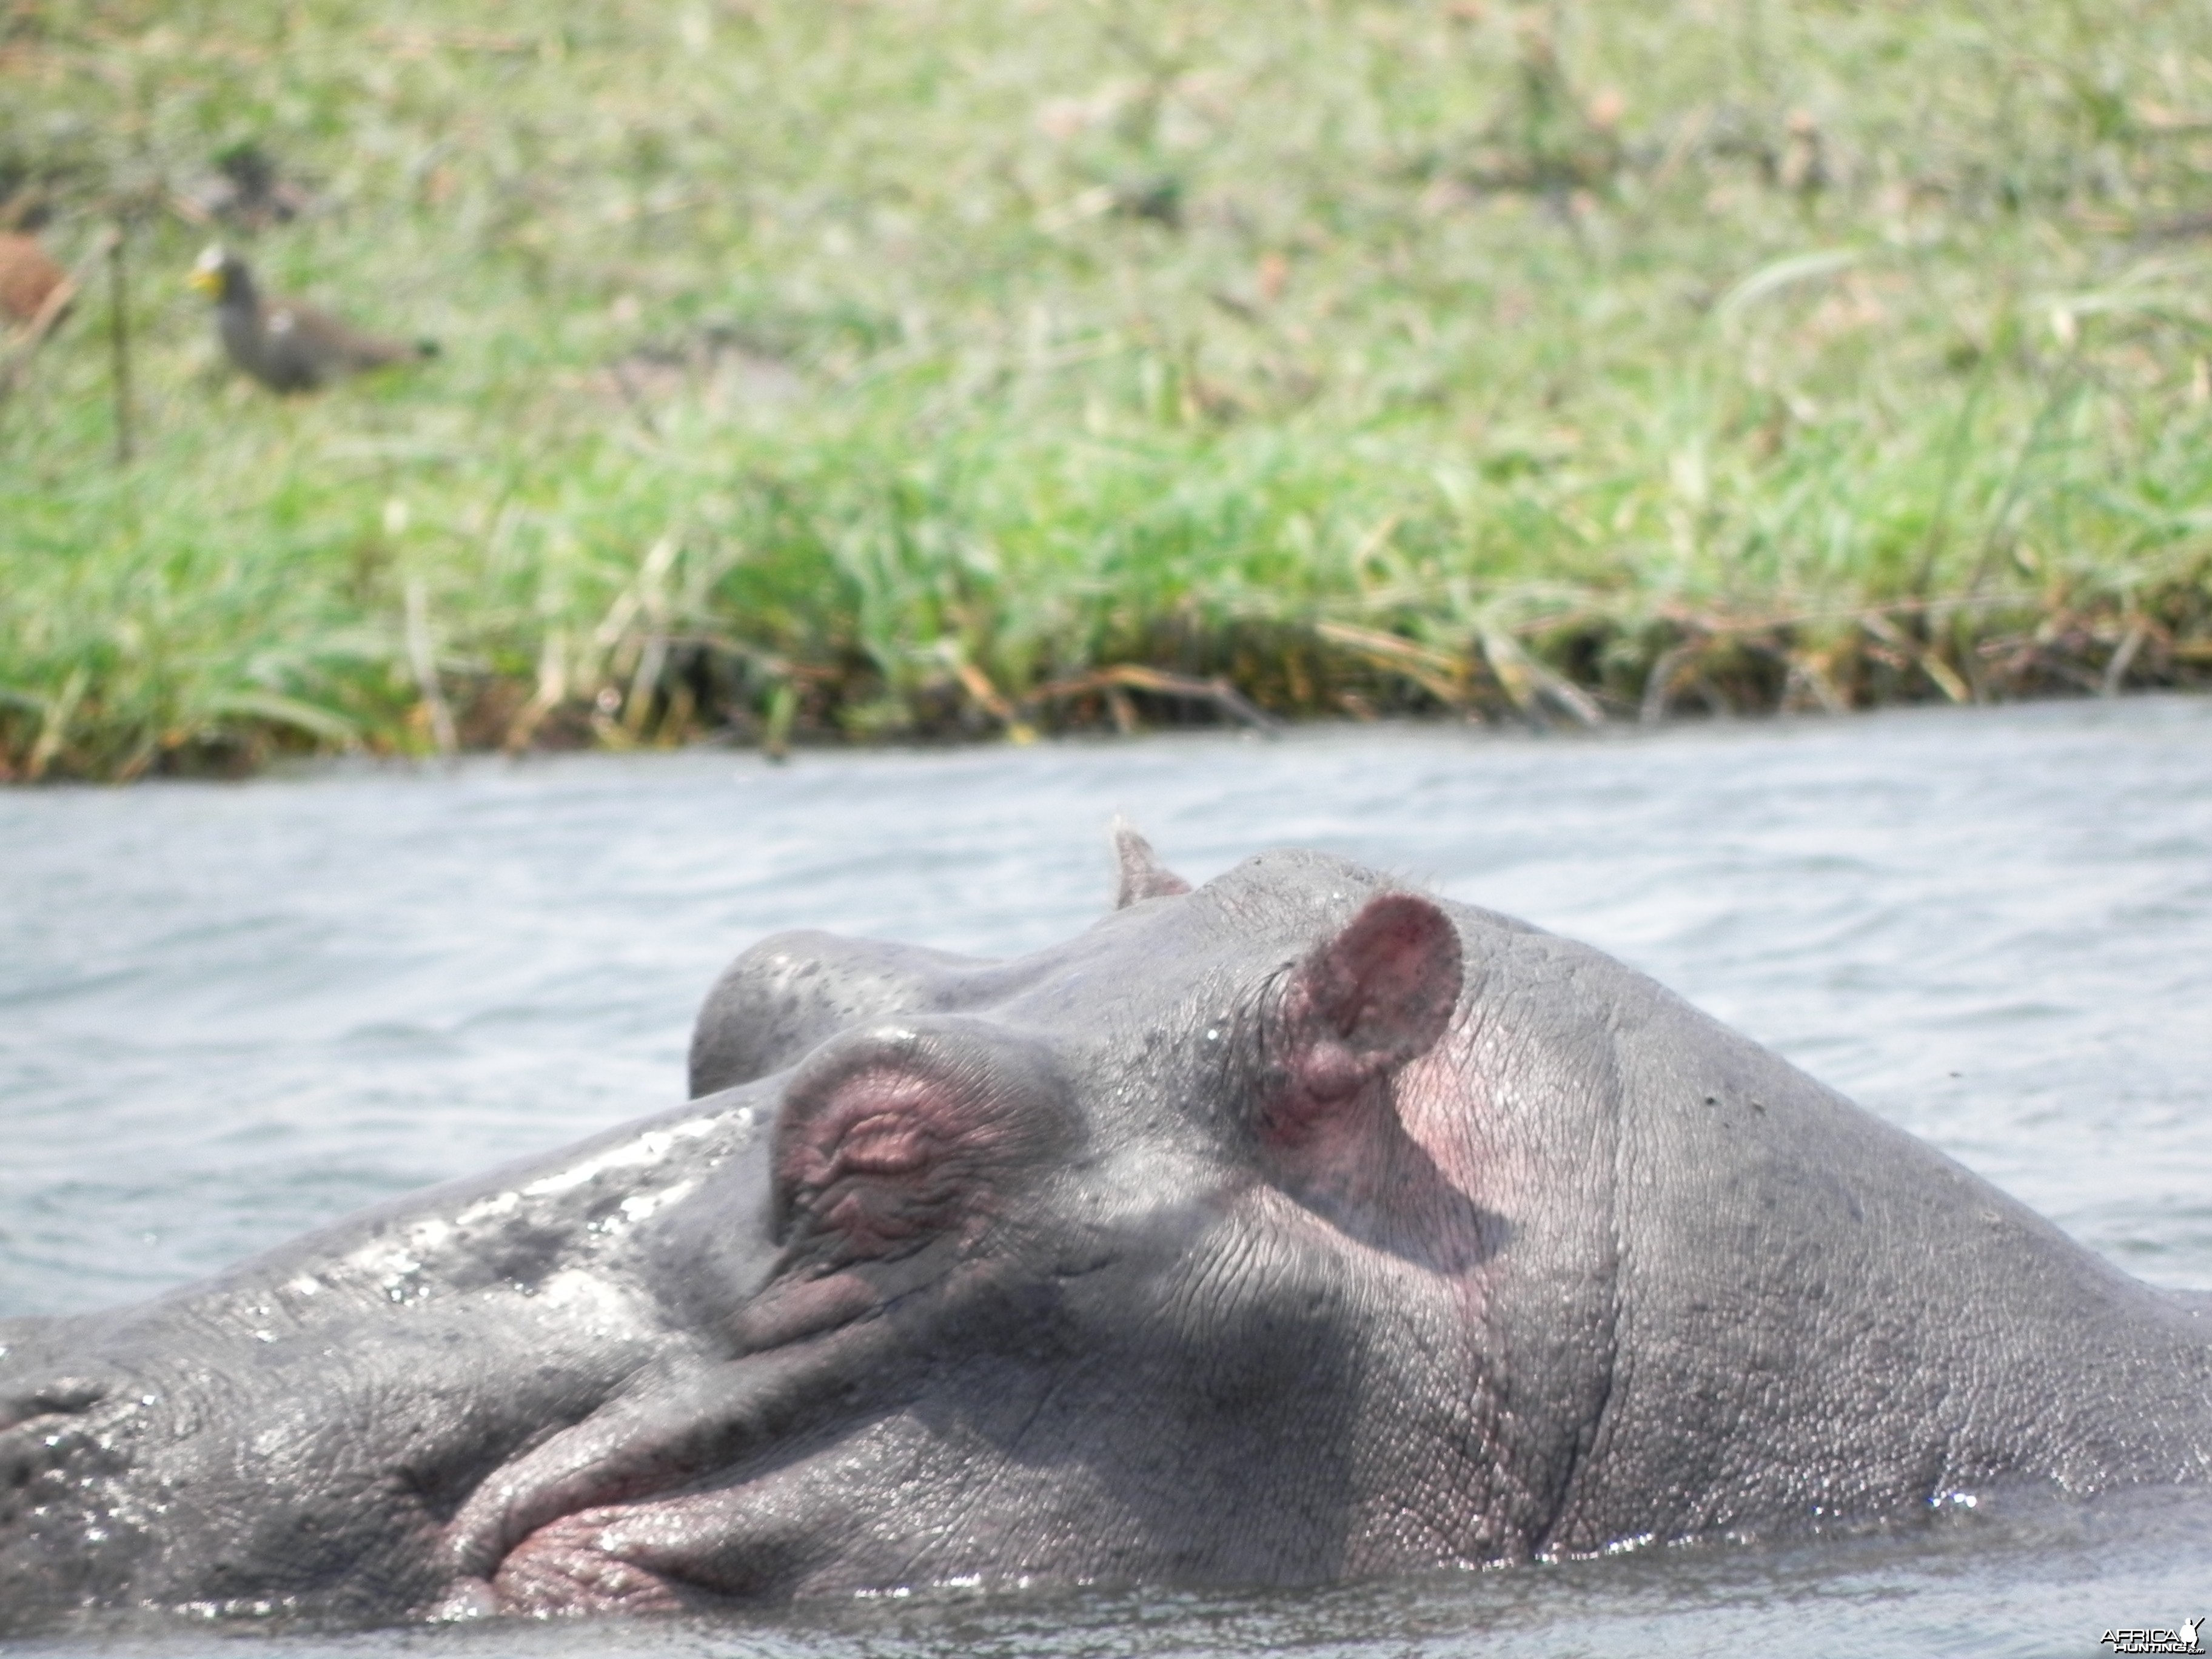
[2,830,2208,1631]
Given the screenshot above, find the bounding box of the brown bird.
[188,245,436,392]
[0,230,69,327]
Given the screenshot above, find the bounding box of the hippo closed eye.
[2,828,2207,1629]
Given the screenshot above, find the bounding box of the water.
[4,697,2210,1656]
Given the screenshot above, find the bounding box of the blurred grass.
[4,0,2212,777]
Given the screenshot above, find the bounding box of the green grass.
[5,0,2212,777]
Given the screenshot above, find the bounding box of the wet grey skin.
[3,830,2208,1630]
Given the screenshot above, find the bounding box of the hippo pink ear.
[1111,819,1191,908]
[1263,893,1463,1142]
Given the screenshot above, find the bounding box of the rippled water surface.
[5,698,2210,1657]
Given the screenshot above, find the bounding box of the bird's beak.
[186,264,221,298]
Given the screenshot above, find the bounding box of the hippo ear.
[1264,893,1463,1139]
[1111,819,1191,908]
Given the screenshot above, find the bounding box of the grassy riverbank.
[5,0,2212,778]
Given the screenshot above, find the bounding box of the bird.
[187,245,436,392]
[0,230,70,328]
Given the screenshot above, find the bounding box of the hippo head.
[0,834,1628,1623]
[13,830,2184,1630]
[451,830,1620,1612]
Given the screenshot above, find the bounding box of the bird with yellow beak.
[189,246,436,393]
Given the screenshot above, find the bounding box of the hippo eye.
[828,1111,934,1178]
[768,1026,1076,1269]
[776,1066,971,1260]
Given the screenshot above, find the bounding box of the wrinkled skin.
[4,835,2209,1631]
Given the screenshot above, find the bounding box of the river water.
[4,699,2209,1656]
